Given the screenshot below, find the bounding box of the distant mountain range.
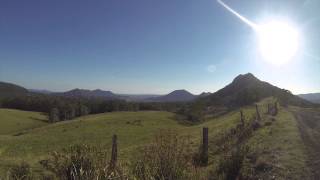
[118,94,161,101]
[24,87,198,102]
[298,93,320,104]
[27,89,162,101]
[54,89,119,100]
[145,90,196,102]
[54,89,198,102]
[0,73,317,106]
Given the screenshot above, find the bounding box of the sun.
[256,21,300,65]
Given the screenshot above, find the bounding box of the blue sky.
[0,0,319,94]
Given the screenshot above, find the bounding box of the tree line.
[0,94,185,123]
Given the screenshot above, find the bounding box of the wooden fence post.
[255,104,261,121]
[273,101,278,116]
[110,134,118,168]
[240,110,245,126]
[267,104,271,114]
[201,127,209,165]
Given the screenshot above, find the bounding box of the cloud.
[206,65,217,73]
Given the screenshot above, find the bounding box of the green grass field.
[0,108,253,175]
[0,101,312,178]
[0,109,48,135]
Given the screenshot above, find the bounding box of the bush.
[131,130,203,180]
[213,146,249,180]
[40,144,124,180]
[8,162,33,180]
[264,121,272,126]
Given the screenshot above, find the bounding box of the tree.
[79,105,89,116]
[111,101,120,111]
[66,105,76,120]
[49,108,60,123]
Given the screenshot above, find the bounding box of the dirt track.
[291,108,320,179]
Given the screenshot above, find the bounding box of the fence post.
[273,101,278,116]
[267,104,271,114]
[110,134,118,168]
[240,110,245,126]
[255,104,261,121]
[201,127,209,165]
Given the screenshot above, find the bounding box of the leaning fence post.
[201,127,209,165]
[110,134,118,168]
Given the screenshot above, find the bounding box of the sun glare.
[257,21,300,65]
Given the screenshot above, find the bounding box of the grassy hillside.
[0,102,312,178]
[0,109,48,135]
[0,111,182,174]
[243,105,310,179]
[0,108,252,175]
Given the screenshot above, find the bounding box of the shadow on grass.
[29,116,48,123]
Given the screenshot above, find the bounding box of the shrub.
[8,162,33,180]
[131,130,202,180]
[213,146,249,180]
[264,121,272,126]
[40,144,125,180]
[193,146,208,167]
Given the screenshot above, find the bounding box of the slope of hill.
[199,92,211,98]
[199,73,313,108]
[146,89,196,102]
[0,82,28,99]
[0,111,184,175]
[0,100,310,178]
[298,93,320,104]
[56,88,119,99]
[0,109,48,135]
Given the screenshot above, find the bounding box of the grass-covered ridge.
[243,105,310,179]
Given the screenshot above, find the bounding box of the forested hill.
[197,73,313,108]
[177,73,315,122]
[0,82,28,99]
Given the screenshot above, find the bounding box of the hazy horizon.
[2,72,319,95]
